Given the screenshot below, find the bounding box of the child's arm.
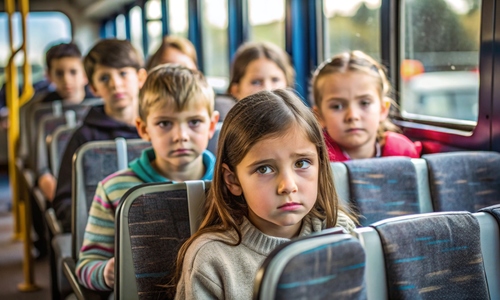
[75,181,116,291]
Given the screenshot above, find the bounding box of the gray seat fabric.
[214,94,236,122]
[207,122,222,156]
[49,125,76,178]
[115,181,210,300]
[372,212,490,299]
[424,151,500,212]
[344,157,420,226]
[254,228,366,300]
[72,139,151,259]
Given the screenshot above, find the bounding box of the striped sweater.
[76,148,216,291]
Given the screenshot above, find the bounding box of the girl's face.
[222,125,319,239]
[315,71,390,159]
[230,57,287,101]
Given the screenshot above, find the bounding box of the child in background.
[146,35,198,71]
[228,42,295,100]
[37,42,93,201]
[76,64,219,291]
[40,42,93,104]
[174,89,355,299]
[312,51,421,161]
[52,39,147,232]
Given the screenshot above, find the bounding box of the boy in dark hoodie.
[52,39,147,232]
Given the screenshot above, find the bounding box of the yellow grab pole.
[6,0,22,241]
[13,0,38,291]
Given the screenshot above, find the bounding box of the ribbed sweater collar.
[236,216,323,256]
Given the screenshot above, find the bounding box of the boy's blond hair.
[139,64,215,121]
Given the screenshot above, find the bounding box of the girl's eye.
[250,80,262,86]
[256,166,273,174]
[360,99,372,106]
[271,77,282,83]
[295,160,311,169]
[70,69,77,76]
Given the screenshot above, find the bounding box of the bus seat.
[214,93,236,122]
[410,158,433,213]
[49,125,77,179]
[371,212,490,299]
[115,180,210,300]
[254,228,366,300]
[54,138,149,299]
[330,162,350,209]
[207,122,222,156]
[473,210,500,299]
[344,157,421,226]
[423,151,500,212]
[354,227,387,300]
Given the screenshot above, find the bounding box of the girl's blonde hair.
[228,42,295,93]
[311,50,400,145]
[146,35,198,71]
[172,88,352,287]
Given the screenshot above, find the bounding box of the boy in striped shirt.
[76,64,220,291]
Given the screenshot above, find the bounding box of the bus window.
[146,0,163,55]
[130,6,145,58]
[400,0,481,126]
[247,0,285,49]
[0,11,71,85]
[322,0,381,60]
[116,14,127,40]
[201,0,229,92]
[168,0,189,38]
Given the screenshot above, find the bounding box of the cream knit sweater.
[175,211,355,299]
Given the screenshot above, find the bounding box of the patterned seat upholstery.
[372,212,490,299]
[254,228,366,300]
[424,151,500,212]
[115,181,210,300]
[344,157,420,226]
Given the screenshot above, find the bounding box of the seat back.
[424,151,500,211]
[71,138,151,259]
[254,228,366,300]
[115,180,210,300]
[344,157,421,226]
[474,210,500,299]
[372,212,490,299]
[49,125,77,178]
[207,122,222,156]
[214,93,236,122]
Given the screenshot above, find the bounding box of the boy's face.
[48,57,88,101]
[90,64,147,112]
[136,101,219,176]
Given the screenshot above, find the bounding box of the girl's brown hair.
[172,88,351,287]
[228,42,295,93]
[311,50,400,145]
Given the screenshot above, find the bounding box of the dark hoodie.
[52,105,140,232]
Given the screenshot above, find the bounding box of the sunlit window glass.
[130,6,144,58]
[400,0,481,124]
[116,14,127,39]
[147,21,163,55]
[168,0,189,38]
[247,0,285,49]
[0,11,71,84]
[201,0,229,92]
[146,0,162,20]
[323,0,381,60]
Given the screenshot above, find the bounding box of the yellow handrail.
[5,0,38,292]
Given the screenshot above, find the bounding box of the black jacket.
[52,105,139,232]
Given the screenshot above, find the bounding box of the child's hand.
[38,173,56,202]
[104,257,115,288]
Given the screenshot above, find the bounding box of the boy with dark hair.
[52,39,147,232]
[40,42,93,103]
